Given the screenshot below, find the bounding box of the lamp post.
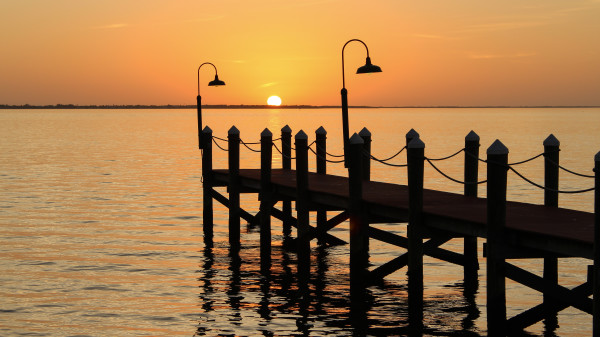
[197,62,225,149]
[341,39,382,167]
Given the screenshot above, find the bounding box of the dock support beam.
[543,134,560,328]
[228,126,241,253]
[486,140,509,336]
[281,125,293,237]
[260,128,273,273]
[349,133,368,293]
[315,127,327,243]
[407,136,425,330]
[464,131,480,286]
[594,151,600,335]
[359,127,371,181]
[295,130,310,276]
[202,126,214,246]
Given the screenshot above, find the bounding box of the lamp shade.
[356,57,382,74]
[208,74,225,86]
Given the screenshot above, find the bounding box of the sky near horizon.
[1,0,599,107]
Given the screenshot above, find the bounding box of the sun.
[267,95,282,106]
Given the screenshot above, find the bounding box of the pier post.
[464,131,480,285]
[486,140,509,335]
[202,126,214,246]
[544,135,560,207]
[316,127,327,243]
[407,136,425,330]
[359,127,371,181]
[349,133,368,293]
[295,130,311,276]
[594,151,600,335]
[281,125,293,236]
[543,134,560,325]
[228,126,241,253]
[260,128,273,272]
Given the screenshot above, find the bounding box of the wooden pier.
[200,125,600,336]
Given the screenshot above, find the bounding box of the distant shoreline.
[1,104,599,110]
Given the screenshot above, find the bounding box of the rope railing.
[240,139,261,153]
[212,137,229,152]
[206,133,597,194]
[272,142,296,160]
[369,146,406,163]
[508,152,545,166]
[368,151,408,168]
[425,158,486,185]
[464,149,595,180]
[239,139,261,145]
[426,148,464,162]
[309,145,345,163]
[507,165,594,194]
[314,143,345,158]
[424,149,595,191]
[543,155,595,178]
[212,135,228,142]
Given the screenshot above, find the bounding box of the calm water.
[1,107,599,336]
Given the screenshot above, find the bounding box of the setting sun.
[267,96,282,106]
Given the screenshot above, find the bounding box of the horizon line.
[1,104,599,109]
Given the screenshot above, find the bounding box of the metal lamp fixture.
[340,39,382,167]
[197,62,225,149]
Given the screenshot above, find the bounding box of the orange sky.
[1,0,599,106]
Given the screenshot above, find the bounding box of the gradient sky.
[1,0,599,106]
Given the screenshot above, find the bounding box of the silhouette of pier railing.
[199,124,599,336]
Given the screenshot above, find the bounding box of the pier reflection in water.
[194,232,483,336]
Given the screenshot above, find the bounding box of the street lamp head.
[208,74,225,86]
[356,56,382,74]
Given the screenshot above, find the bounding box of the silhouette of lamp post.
[197,62,225,149]
[340,39,382,166]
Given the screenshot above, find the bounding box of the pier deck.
[200,126,600,335]
[212,168,594,259]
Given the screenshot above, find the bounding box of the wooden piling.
[543,134,560,323]
[486,139,509,335]
[594,151,600,335]
[281,125,293,236]
[349,133,368,289]
[359,127,371,181]
[464,131,480,284]
[316,127,327,243]
[316,126,327,175]
[295,130,311,274]
[202,126,214,246]
[407,136,425,329]
[228,126,241,253]
[544,135,560,207]
[260,128,273,272]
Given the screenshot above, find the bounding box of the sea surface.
[1,107,599,336]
